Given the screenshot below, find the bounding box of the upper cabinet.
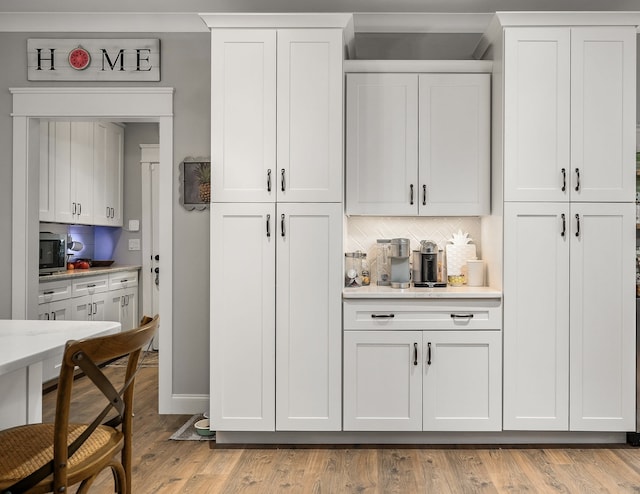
[504,27,636,202]
[39,121,124,226]
[211,28,343,203]
[345,69,490,216]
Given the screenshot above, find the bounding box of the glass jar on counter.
[361,254,370,286]
[345,251,365,287]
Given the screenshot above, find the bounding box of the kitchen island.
[0,319,121,430]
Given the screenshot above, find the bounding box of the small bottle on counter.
[361,255,370,286]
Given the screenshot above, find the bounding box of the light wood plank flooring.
[42,356,640,493]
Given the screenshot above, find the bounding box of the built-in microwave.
[39,232,67,275]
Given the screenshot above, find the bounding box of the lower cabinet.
[71,293,108,321]
[107,288,138,333]
[210,202,342,432]
[344,330,502,431]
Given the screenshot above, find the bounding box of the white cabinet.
[343,331,422,431]
[504,27,636,202]
[71,293,108,322]
[93,122,124,226]
[346,72,490,216]
[211,28,343,203]
[210,203,343,431]
[275,203,342,431]
[343,299,502,432]
[210,203,276,431]
[39,121,124,225]
[107,288,138,333]
[38,298,71,322]
[503,202,635,431]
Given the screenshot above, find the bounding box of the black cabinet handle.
[281,214,285,237]
[371,314,395,319]
[72,202,77,215]
[43,290,54,295]
[87,284,96,288]
[422,184,427,206]
[78,203,82,215]
[561,213,566,237]
[450,313,474,319]
[52,312,56,320]
[575,214,581,237]
[281,169,286,192]
[413,343,418,366]
[575,168,580,192]
[409,184,414,205]
[427,342,432,366]
[561,168,566,192]
[267,169,272,192]
[266,214,271,238]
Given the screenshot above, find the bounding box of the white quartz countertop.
[39,264,141,281]
[0,320,121,375]
[343,285,502,299]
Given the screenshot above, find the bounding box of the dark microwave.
[39,232,67,274]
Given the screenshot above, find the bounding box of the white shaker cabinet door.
[276,203,342,430]
[346,73,418,215]
[570,27,636,203]
[343,331,422,431]
[503,202,570,430]
[211,30,277,203]
[276,30,343,203]
[71,122,94,224]
[569,202,635,431]
[210,203,276,431]
[39,122,56,222]
[504,28,571,202]
[418,74,490,216]
[422,331,501,431]
[52,121,75,223]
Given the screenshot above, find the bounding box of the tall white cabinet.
[480,16,637,432]
[205,14,352,433]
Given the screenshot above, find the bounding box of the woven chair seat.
[0,423,121,488]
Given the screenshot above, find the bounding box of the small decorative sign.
[27,39,160,81]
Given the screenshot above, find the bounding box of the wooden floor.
[42,356,640,493]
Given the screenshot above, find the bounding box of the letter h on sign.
[36,48,55,70]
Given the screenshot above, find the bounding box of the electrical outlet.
[128,238,141,251]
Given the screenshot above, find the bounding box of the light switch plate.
[129,219,140,231]
[128,238,141,251]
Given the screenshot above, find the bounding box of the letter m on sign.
[101,49,125,71]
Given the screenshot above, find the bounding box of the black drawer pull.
[450,313,474,319]
[371,314,395,319]
[43,290,54,295]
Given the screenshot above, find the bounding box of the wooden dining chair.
[0,315,158,494]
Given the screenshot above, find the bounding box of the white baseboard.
[159,394,208,415]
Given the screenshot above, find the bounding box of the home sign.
[27,39,160,81]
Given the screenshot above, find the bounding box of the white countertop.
[39,264,141,282]
[343,285,502,299]
[0,320,121,375]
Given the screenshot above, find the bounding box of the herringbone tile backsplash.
[345,216,481,275]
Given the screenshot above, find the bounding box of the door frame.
[11,87,176,413]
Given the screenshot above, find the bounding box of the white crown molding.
[0,12,210,32]
[0,11,492,33]
[199,12,354,29]
[344,59,493,73]
[492,10,640,27]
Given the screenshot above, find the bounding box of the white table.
[0,320,121,430]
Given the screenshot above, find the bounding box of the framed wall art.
[179,158,211,211]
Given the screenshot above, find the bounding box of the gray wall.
[0,32,211,396]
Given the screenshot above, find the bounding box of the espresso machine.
[390,238,411,289]
[413,240,446,288]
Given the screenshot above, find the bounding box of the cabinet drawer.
[38,279,72,304]
[343,299,502,331]
[71,275,109,297]
[108,271,138,290]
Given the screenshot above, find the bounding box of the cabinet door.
[570,27,636,202]
[418,74,490,216]
[569,202,635,431]
[344,331,422,431]
[276,29,343,203]
[503,202,570,430]
[53,121,75,223]
[422,331,501,431]
[275,203,342,430]
[71,122,94,224]
[93,123,124,226]
[346,73,418,215]
[71,294,92,321]
[120,288,137,332]
[504,28,571,202]
[211,29,276,203]
[210,203,276,431]
[39,121,56,222]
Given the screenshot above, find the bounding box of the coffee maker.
[390,238,411,289]
[414,240,446,287]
